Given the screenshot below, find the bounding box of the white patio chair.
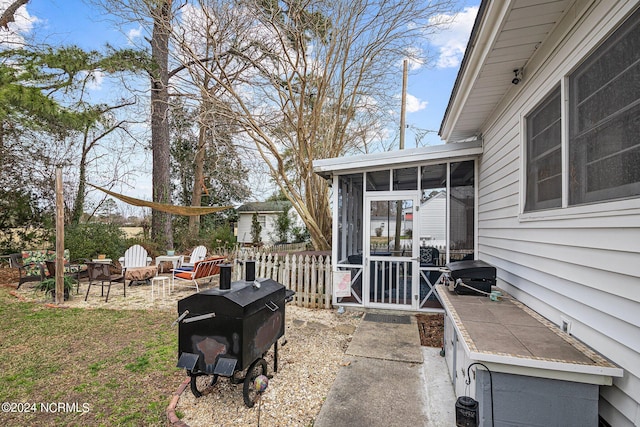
[120,244,151,269]
[180,245,208,269]
[119,244,155,286]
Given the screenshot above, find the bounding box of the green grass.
[0,286,182,426]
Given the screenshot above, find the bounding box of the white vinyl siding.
[237,211,294,244]
[476,2,640,426]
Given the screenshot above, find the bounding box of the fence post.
[325,256,332,308]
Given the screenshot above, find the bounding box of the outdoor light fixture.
[512,68,523,85]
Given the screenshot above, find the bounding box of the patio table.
[155,255,184,273]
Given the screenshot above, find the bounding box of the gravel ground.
[175,305,362,427]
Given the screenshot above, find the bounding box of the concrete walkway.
[314,312,456,427]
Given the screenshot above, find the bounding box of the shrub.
[250,212,262,246]
[290,225,310,243]
[65,223,127,261]
[210,224,236,251]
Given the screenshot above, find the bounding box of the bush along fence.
[232,251,332,309]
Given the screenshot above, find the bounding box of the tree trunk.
[150,0,173,248]
[188,123,206,235]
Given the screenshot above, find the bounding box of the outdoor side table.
[155,255,184,273]
[151,276,169,301]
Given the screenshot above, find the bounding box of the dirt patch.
[0,267,20,286]
[416,313,444,348]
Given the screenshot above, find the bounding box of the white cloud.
[429,6,478,69]
[0,0,40,48]
[406,93,428,113]
[127,26,142,44]
[87,70,104,90]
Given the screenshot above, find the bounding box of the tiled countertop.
[436,285,622,383]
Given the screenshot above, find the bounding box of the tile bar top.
[436,285,622,384]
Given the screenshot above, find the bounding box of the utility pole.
[395,60,408,254]
[399,59,408,150]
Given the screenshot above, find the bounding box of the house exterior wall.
[419,192,446,243]
[237,213,258,244]
[237,213,278,244]
[237,209,303,244]
[475,2,640,425]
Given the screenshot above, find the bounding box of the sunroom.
[313,140,482,311]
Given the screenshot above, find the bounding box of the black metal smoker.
[176,261,294,407]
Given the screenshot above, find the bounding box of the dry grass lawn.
[0,269,183,426]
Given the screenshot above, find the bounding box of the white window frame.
[523,86,563,213]
[520,6,640,221]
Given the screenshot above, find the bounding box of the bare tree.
[173,0,457,250]
[70,98,142,224]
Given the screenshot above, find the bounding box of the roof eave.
[440,0,510,142]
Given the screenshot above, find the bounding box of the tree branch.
[0,0,29,29]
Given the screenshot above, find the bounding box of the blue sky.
[2,0,480,200]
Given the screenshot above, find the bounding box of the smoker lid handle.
[171,310,190,327]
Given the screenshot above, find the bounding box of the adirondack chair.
[180,245,208,270]
[119,245,156,286]
[171,256,225,293]
[119,244,151,269]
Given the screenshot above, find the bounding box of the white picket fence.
[232,251,332,309]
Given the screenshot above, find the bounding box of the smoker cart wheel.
[188,372,219,398]
[243,358,267,408]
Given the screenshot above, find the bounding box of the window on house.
[525,88,562,212]
[569,7,640,205]
[524,8,640,213]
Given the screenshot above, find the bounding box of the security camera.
[512,68,523,85]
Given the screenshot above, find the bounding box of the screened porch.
[314,141,482,311]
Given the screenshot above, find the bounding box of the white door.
[364,193,419,309]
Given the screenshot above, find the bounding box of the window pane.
[570,8,640,205]
[525,88,562,211]
[450,161,475,261]
[419,164,447,252]
[366,170,390,191]
[393,167,418,190]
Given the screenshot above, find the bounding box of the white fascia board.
[313,141,483,178]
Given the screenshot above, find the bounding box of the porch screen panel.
[419,164,447,309]
[337,173,364,305]
[337,173,363,262]
[450,160,475,261]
